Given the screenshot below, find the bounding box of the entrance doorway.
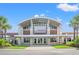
[33,38,47,45]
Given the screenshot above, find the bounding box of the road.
[0,46,79,55]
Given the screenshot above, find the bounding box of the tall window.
[50,25,57,29]
[24,38,30,43]
[23,25,30,29]
[50,38,57,42]
[33,24,47,34]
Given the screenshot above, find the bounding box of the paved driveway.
[0,46,79,55]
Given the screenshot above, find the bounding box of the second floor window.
[50,25,57,29]
[23,25,30,29]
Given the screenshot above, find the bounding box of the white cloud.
[34,14,39,17]
[57,4,79,12]
[34,14,46,17]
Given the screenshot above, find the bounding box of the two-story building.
[13,15,73,46]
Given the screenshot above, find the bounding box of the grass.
[8,46,28,49]
[53,44,70,48]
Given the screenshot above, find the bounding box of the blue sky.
[0,3,79,33]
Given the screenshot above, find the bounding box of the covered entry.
[33,38,47,45]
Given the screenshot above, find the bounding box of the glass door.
[34,38,36,44]
[38,38,42,45]
[44,38,47,44]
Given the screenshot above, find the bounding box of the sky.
[0,3,79,33]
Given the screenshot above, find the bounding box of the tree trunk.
[2,30,4,38]
[4,29,6,40]
[73,28,76,40]
[76,28,78,37]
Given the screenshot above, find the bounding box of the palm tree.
[69,19,77,39]
[0,16,11,39]
[0,16,7,38]
[73,15,79,37]
[2,24,11,39]
[69,15,79,39]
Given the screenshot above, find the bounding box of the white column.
[66,38,68,44]
[36,38,38,44]
[60,37,64,43]
[47,20,50,35]
[18,39,21,45]
[30,19,33,35]
[57,37,60,44]
[21,37,24,44]
[18,26,24,45]
[48,38,50,45]
[57,25,61,35]
[42,38,44,44]
[30,38,33,46]
[57,25,61,44]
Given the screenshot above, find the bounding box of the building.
[12,15,73,46]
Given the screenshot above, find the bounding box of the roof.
[62,32,79,34]
[14,34,73,37]
[18,16,61,26]
[0,32,18,35]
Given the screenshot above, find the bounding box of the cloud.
[57,4,79,12]
[34,14,46,17]
[34,14,39,17]
[40,14,45,16]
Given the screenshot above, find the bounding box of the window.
[24,38,30,43]
[67,38,71,41]
[26,25,30,29]
[23,27,26,29]
[50,25,57,29]
[50,38,57,42]
[33,24,47,34]
[23,25,30,29]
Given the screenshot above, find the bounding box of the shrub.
[66,41,75,47]
[74,37,79,48]
[74,37,79,44]
[66,37,79,47]
[5,43,12,47]
[0,39,12,47]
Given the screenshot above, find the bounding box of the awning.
[14,34,73,38]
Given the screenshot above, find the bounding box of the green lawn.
[8,46,28,49]
[53,44,70,48]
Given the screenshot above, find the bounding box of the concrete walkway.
[0,46,79,55]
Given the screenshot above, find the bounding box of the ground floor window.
[67,38,71,41]
[15,40,18,44]
[34,38,37,43]
[11,40,18,45]
[64,38,72,44]
[24,38,30,43]
[50,38,57,42]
